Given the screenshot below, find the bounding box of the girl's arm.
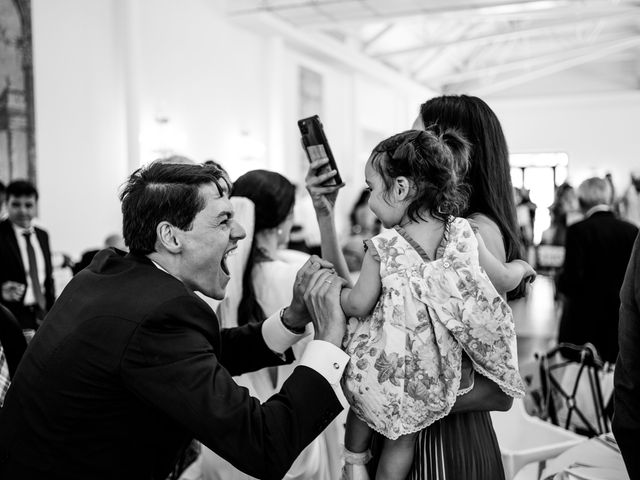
[305,157,352,284]
[476,232,536,292]
[340,248,381,317]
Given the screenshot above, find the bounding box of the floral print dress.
[342,217,525,440]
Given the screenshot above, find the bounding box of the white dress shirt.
[11,223,46,306]
[150,259,349,391]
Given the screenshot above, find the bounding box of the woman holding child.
[305,94,529,480]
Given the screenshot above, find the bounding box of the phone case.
[298,115,342,186]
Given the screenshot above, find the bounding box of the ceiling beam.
[450,35,640,95]
[233,1,640,30]
[373,10,640,57]
[362,23,395,51]
[230,11,434,96]
[421,35,640,85]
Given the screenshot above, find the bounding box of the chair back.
[491,398,584,479]
[535,342,613,436]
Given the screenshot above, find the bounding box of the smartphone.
[298,115,342,186]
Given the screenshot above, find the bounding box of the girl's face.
[365,156,406,229]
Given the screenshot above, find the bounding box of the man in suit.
[0,162,348,480]
[613,232,640,478]
[0,180,55,330]
[557,177,638,363]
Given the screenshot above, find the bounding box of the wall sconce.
[139,114,187,165]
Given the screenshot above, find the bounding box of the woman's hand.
[305,157,344,218]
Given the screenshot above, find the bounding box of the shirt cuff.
[299,340,350,409]
[262,309,309,354]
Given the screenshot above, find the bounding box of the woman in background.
[198,169,343,480]
[540,183,578,246]
[342,189,380,273]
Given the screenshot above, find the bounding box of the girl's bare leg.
[345,408,374,453]
[375,432,418,480]
[342,409,374,480]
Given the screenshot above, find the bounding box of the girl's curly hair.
[370,128,470,222]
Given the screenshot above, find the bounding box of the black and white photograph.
[0,1,639,479]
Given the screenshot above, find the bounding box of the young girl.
[308,128,534,480]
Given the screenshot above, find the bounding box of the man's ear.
[156,221,182,253]
[394,176,412,201]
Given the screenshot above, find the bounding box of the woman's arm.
[451,375,513,413]
[340,249,381,317]
[476,232,536,292]
[453,214,513,411]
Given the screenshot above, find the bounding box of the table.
[541,433,629,480]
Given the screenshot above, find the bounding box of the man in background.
[558,177,638,363]
[72,232,127,275]
[0,180,55,330]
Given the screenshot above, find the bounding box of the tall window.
[510,152,569,245]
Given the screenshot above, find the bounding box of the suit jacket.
[0,219,55,328]
[0,249,342,480]
[613,233,640,479]
[557,211,638,363]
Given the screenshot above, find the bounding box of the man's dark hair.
[7,180,38,200]
[120,161,230,255]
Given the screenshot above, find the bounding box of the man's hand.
[303,270,346,347]
[1,281,25,302]
[282,255,335,332]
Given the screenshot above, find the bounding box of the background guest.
[72,233,127,275]
[557,176,638,363]
[198,169,343,480]
[0,180,55,330]
[540,183,579,247]
[342,189,380,273]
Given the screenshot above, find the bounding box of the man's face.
[7,194,37,229]
[175,184,246,300]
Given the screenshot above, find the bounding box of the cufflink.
[333,362,340,369]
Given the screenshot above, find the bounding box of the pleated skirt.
[407,411,505,480]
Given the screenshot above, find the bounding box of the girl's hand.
[305,157,344,218]
[514,259,537,283]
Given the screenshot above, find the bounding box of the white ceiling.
[227,0,640,96]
